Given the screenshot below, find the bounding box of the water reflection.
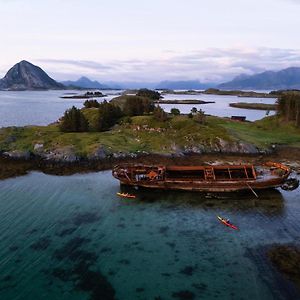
[120,186,285,215]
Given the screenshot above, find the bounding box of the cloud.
[37,59,112,71]
[36,47,300,83]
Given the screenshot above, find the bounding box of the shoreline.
[1,146,299,180]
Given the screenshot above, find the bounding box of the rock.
[43,146,79,162]
[3,150,31,160]
[4,135,17,143]
[34,143,44,151]
[87,145,109,160]
[237,142,259,154]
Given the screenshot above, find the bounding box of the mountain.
[156,80,213,90]
[0,60,64,91]
[218,67,300,90]
[62,76,109,89]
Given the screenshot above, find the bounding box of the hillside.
[62,76,109,89]
[219,67,300,90]
[0,60,64,91]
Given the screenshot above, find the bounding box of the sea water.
[0,91,276,128]
[0,171,299,300]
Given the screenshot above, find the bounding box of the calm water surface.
[0,90,120,128]
[160,93,276,121]
[0,171,299,300]
[0,91,276,128]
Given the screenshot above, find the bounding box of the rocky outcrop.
[3,150,31,160]
[0,60,64,91]
[175,139,259,155]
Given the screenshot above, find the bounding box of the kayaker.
[226,218,231,224]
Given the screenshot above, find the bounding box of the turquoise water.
[0,171,299,300]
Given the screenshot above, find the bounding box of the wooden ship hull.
[112,162,291,193]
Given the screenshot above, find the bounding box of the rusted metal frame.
[244,166,249,179]
[251,165,257,179]
[227,168,232,179]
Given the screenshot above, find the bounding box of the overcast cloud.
[1,0,300,82]
[35,47,300,83]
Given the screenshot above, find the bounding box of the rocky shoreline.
[1,146,300,180]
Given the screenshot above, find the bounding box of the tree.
[97,100,123,131]
[83,99,100,108]
[60,106,89,132]
[277,92,300,127]
[193,109,206,124]
[123,96,155,116]
[170,108,180,115]
[136,88,161,100]
[191,107,198,115]
[153,106,168,122]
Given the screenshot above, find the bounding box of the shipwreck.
[112,162,297,193]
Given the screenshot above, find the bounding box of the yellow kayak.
[117,192,136,199]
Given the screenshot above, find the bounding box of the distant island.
[160,90,203,95]
[60,91,106,99]
[154,99,215,105]
[203,88,278,98]
[229,102,277,110]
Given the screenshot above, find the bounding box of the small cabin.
[231,116,246,122]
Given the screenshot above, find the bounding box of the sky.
[0,0,300,83]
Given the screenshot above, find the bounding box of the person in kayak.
[226,218,231,224]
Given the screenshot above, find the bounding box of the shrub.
[170,108,180,115]
[60,106,89,132]
[153,106,168,122]
[83,99,100,108]
[123,96,155,116]
[97,101,123,131]
[278,92,300,127]
[136,88,161,100]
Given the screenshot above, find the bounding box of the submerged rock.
[268,245,300,288]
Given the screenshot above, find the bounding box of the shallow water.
[0,171,299,300]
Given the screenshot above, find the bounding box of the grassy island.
[1,113,300,158]
[203,88,278,98]
[229,102,277,110]
[0,90,300,179]
[154,99,215,105]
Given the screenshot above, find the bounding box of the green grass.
[1,114,299,157]
[210,116,300,148]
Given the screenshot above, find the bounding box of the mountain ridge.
[0,60,64,91]
[62,76,109,89]
[218,67,300,90]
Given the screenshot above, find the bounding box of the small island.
[203,88,278,98]
[160,90,203,95]
[229,102,277,110]
[60,91,106,99]
[154,99,215,105]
